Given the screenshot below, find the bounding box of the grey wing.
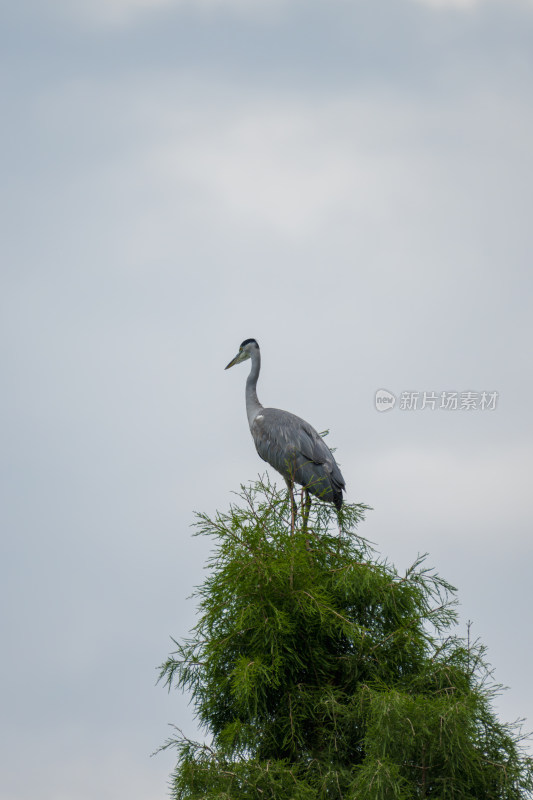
[295,418,346,501]
[251,408,345,507]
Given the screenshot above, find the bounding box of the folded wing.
[251,407,345,509]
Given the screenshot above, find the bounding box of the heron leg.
[284,478,297,534]
[302,488,311,532]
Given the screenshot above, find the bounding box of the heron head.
[225,338,259,369]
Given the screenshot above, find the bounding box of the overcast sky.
[1,1,533,798]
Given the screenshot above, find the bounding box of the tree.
[158,476,533,799]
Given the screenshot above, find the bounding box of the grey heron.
[225,338,345,527]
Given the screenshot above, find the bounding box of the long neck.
[246,348,263,428]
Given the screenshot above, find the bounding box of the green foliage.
[159,476,533,799]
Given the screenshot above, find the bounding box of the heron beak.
[225,353,241,370]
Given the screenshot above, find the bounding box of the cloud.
[412,0,532,7]
[118,84,532,283]
[42,0,533,28]
[412,0,481,7]
[56,0,288,26]
[24,65,532,302]
[146,101,362,239]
